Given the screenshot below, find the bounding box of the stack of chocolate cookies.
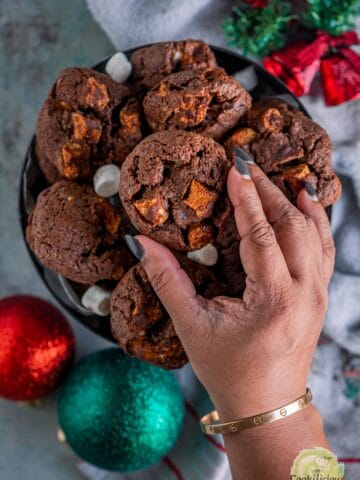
[27,39,341,369]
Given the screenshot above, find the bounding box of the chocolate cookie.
[130,39,217,91]
[111,256,224,369]
[35,67,143,184]
[26,180,133,284]
[143,68,252,141]
[224,99,341,206]
[213,215,246,298]
[119,130,231,251]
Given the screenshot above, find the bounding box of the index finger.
[243,161,322,282]
[297,187,336,283]
[227,160,291,290]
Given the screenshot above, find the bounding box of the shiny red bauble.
[0,295,75,401]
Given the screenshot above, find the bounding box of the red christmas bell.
[0,295,75,401]
[263,30,360,106]
[320,47,360,106]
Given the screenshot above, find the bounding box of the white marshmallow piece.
[93,164,121,198]
[81,286,112,316]
[187,244,218,266]
[105,52,132,83]
[173,50,182,62]
[233,66,258,91]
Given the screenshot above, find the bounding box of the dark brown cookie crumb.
[26,180,134,284]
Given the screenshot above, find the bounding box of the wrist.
[220,404,329,454]
[204,354,310,421]
[209,379,308,422]
[217,404,329,479]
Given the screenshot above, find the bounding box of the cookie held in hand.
[111,256,224,369]
[119,130,232,251]
[26,180,133,284]
[224,98,341,206]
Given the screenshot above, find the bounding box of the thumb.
[125,234,201,337]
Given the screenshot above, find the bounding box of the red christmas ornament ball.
[0,295,75,401]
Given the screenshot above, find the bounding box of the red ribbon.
[243,0,268,7]
[263,31,360,106]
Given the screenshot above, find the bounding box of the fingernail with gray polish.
[125,234,144,260]
[234,146,256,164]
[304,181,319,202]
[234,155,251,179]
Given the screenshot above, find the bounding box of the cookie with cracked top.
[119,130,232,251]
[130,39,217,91]
[143,67,252,141]
[111,256,225,369]
[26,180,134,284]
[35,67,143,184]
[224,98,341,206]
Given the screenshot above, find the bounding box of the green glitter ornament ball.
[57,348,184,472]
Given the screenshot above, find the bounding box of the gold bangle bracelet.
[200,388,312,435]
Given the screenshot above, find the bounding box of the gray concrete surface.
[0,1,115,478]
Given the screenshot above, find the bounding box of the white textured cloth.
[86,0,233,50]
[85,2,360,478]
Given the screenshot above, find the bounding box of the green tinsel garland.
[223,0,360,57]
[303,0,360,36]
[222,0,296,57]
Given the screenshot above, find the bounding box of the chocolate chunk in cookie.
[35,67,143,183]
[111,256,224,369]
[130,39,217,91]
[119,130,231,251]
[143,68,252,140]
[26,180,134,284]
[224,99,341,206]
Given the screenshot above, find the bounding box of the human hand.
[130,152,336,421]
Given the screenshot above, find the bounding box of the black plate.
[19,44,314,342]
